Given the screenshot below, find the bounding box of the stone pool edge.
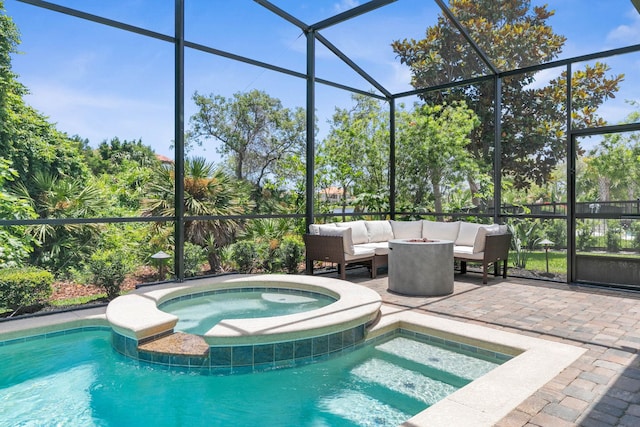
[369,305,587,427]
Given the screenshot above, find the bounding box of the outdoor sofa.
[304,219,511,284]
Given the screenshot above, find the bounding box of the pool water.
[0,330,503,427]
[160,290,335,335]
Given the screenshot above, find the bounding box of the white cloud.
[333,0,360,13]
[606,7,640,44]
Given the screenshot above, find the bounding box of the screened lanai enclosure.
[2,0,640,295]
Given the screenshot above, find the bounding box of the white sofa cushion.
[345,246,376,261]
[423,220,460,241]
[309,223,335,235]
[318,225,355,255]
[390,220,423,239]
[365,220,394,243]
[455,222,484,247]
[472,224,501,253]
[335,220,369,245]
[453,245,484,260]
[358,241,390,256]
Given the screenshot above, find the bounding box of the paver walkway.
[341,268,640,426]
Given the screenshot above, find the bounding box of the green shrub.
[230,240,258,273]
[605,224,621,252]
[87,250,132,300]
[278,236,305,274]
[183,242,206,277]
[0,267,53,311]
[576,221,596,252]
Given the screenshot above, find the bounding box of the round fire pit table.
[388,238,454,296]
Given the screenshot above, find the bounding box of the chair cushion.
[365,220,394,243]
[358,242,390,256]
[472,224,501,253]
[454,246,484,260]
[423,220,460,241]
[390,220,423,239]
[318,225,354,255]
[454,222,483,247]
[309,223,334,235]
[335,220,369,245]
[345,246,376,261]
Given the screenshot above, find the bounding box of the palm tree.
[14,171,108,273]
[143,156,253,271]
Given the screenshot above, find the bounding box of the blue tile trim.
[0,326,111,347]
[112,321,371,375]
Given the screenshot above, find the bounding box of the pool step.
[375,337,499,381]
[138,332,209,357]
[351,358,458,405]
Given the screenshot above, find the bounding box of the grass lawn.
[509,250,567,274]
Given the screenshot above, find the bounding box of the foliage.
[0,266,53,312]
[392,0,622,195]
[576,221,596,252]
[87,250,133,300]
[0,158,37,267]
[539,219,566,250]
[13,171,108,274]
[229,240,258,273]
[240,218,301,272]
[317,94,389,214]
[395,101,480,212]
[508,219,540,269]
[605,222,621,253]
[278,235,304,274]
[580,106,640,201]
[630,221,640,251]
[187,89,307,208]
[143,157,253,271]
[183,242,207,277]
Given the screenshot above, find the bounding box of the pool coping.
[368,305,586,427]
[0,278,586,427]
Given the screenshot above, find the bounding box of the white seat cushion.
[390,220,423,239]
[335,220,369,245]
[318,225,354,255]
[423,220,460,241]
[454,245,484,260]
[358,242,390,256]
[345,246,376,261]
[365,220,394,243]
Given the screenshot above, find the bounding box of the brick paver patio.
[339,267,640,426]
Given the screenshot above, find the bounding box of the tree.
[317,94,389,214]
[13,171,109,274]
[396,102,480,213]
[0,158,36,267]
[581,103,640,202]
[0,2,89,198]
[392,0,623,195]
[143,157,254,271]
[187,90,306,207]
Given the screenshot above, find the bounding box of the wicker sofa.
[304,219,511,284]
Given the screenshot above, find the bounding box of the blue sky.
[4,0,640,162]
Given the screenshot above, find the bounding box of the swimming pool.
[159,289,335,335]
[0,328,506,427]
[0,275,587,426]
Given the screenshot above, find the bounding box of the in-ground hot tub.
[105,274,382,373]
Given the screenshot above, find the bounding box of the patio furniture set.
[304,219,512,293]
